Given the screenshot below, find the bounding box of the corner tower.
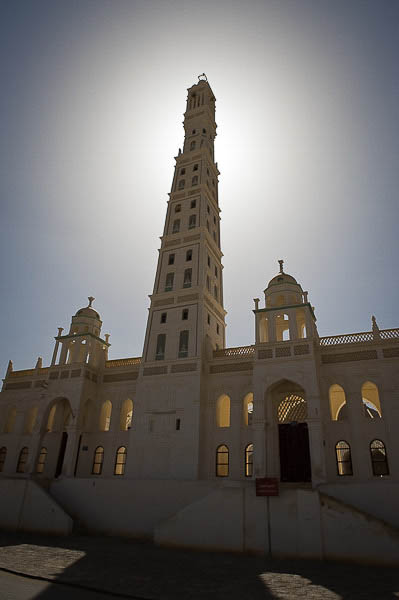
[142,75,226,364]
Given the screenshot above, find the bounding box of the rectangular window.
[168,253,175,265]
[155,334,166,361]
[190,199,196,209]
[213,215,216,224]
[188,214,196,229]
[207,255,210,268]
[182,309,189,320]
[216,323,220,334]
[207,314,210,325]
[178,330,189,358]
[165,272,174,292]
[160,312,167,323]
[180,168,186,175]
[207,205,210,214]
[176,418,181,430]
[172,219,180,233]
[183,268,192,288]
[193,163,198,171]
[175,204,181,213]
[186,249,192,261]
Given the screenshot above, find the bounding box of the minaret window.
[214,266,218,278]
[190,141,196,151]
[192,176,198,186]
[183,268,192,288]
[178,180,185,190]
[165,272,174,292]
[160,312,167,324]
[193,163,198,171]
[207,204,210,213]
[206,276,210,291]
[207,314,210,325]
[214,285,218,300]
[168,253,175,265]
[216,323,219,334]
[16,447,29,474]
[172,219,180,233]
[213,216,216,224]
[175,204,181,213]
[207,255,210,267]
[178,330,189,358]
[186,249,192,261]
[182,309,189,320]
[155,334,166,361]
[190,199,196,209]
[188,215,196,229]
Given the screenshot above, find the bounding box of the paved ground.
[0,532,398,600]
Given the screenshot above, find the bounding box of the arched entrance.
[270,381,311,483]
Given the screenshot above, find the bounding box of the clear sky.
[0,0,398,374]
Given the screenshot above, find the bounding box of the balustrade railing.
[105,357,142,368]
[319,328,399,346]
[213,345,255,358]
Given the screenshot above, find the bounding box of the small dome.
[75,306,100,320]
[74,296,100,320]
[267,272,298,288]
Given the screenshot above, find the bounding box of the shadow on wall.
[0,532,399,599]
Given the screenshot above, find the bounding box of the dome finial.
[278,259,284,274]
[88,296,95,308]
[198,73,208,82]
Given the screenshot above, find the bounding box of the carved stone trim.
[210,362,253,374]
[171,363,197,373]
[143,366,168,376]
[103,371,139,383]
[321,350,378,364]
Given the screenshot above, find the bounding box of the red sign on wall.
[256,477,279,496]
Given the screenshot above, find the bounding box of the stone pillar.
[51,328,64,365]
[306,416,327,485]
[268,313,277,342]
[287,308,298,341]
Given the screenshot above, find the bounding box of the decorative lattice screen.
[277,394,307,423]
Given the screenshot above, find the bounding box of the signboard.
[256,477,279,496]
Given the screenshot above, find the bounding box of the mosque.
[0,76,398,563]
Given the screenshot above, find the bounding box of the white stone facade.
[1,77,399,563]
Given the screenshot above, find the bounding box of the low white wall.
[320,493,399,565]
[50,478,216,537]
[0,478,73,535]
[319,482,399,529]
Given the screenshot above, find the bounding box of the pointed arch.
[361,382,382,418]
[24,405,38,434]
[92,446,104,475]
[114,446,127,475]
[120,399,133,431]
[16,447,29,473]
[216,394,230,428]
[335,440,353,476]
[216,444,229,476]
[243,393,253,426]
[370,439,389,475]
[99,400,112,431]
[329,384,347,421]
[4,407,16,433]
[245,443,253,477]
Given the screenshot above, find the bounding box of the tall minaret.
[142,75,226,364]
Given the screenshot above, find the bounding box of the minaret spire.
[141,78,226,364]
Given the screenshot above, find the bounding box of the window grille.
[92,446,104,475]
[245,444,253,477]
[277,394,307,423]
[216,445,229,477]
[114,446,127,476]
[335,441,353,476]
[36,447,47,474]
[370,439,389,476]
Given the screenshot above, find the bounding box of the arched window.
[277,394,307,423]
[329,384,347,421]
[36,447,47,474]
[99,400,112,432]
[47,405,57,432]
[245,444,253,477]
[114,446,127,475]
[276,313,290,341]
[16,447,29,473]
[335,441,353,476]
[361,382,382,418]
[0,447,7,472]
[24,406,38,434]
[243,393,253,426]
[370,440,389,476]
[216,394,230,427]
[120,399,133,431]
[216,445,229,477]
[92,446,104,475]
[4,407,16,433]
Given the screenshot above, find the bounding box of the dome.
[267,272,298,288]
[75,306,100,320]
[74,297,100,320]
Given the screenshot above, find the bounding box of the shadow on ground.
[0,532,398,599]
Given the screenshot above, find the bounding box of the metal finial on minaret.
[88,296,95,307]
[198,73,208,82]
[278,259,284,274]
